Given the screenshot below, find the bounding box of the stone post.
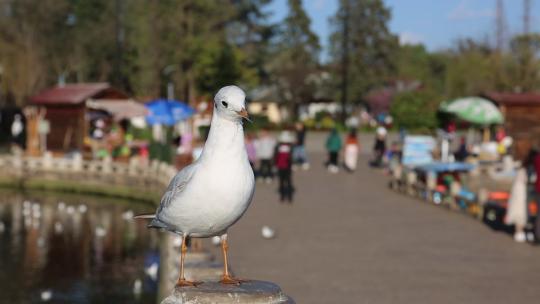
[161,281,295,304]
[12,154,23,171]
[42,152,53,170]
[102,156,112,174]
[157,234,293,304]
[158,234,177,302]
[150,160,161,181]
[158,162,172,185]
[158,235,227,302]
[72,153,83,171]
[128,157,139,176]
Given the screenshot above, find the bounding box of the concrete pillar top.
[161,280,294,304]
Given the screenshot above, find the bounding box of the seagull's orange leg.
[219,234,247,285]
[176,234,202,287]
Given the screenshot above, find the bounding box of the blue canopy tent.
[144,99,195,163]
[145,99,195,126]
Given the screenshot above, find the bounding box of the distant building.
[248,86,287,123]
[30,83,128,152]
[248,75,335,123]
[482,92,540,160]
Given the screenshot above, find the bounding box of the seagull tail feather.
[133,213,155,219]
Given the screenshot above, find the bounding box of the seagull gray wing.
[156,161,199,214]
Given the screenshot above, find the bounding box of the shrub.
[390,90,441,130]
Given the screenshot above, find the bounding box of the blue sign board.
[402,136,436,166]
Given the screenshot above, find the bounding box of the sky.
[269,0,535,58]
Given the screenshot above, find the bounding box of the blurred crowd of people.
[244,121,375,203]
[244,123,310,203]
[324,128,362,174]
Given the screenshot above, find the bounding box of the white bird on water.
[135,85,255,287]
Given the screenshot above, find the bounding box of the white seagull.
[135,85,255,287]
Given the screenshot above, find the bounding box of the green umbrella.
[440,97,504,125]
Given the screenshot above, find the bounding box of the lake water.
[0,190,161,303]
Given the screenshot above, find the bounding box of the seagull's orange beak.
[236,108,249,119]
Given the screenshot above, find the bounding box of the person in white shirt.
[255,129,276,183]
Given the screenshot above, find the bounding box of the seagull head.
[214,85,249,122]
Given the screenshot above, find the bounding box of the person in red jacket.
[274,131,295,203]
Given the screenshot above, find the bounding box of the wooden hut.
[30,83,127,152]
[482,92,540,160]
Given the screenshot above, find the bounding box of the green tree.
[396,44,447,93]
[194,43,244,94]
[125,0,269,101]
[269,0,320,120]
[0,0,121,104]
[70,0,118,84]
[444,39,499,97]
[0,0,274,104]
[329,0,398,105]
[125,0,185,98]
[227,0,275,86]
[390,89,441,130]
[507,33,540,91]
[0,0,70,105]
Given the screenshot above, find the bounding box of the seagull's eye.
[221,101,228,108]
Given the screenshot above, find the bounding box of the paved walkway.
[208,151,540,304]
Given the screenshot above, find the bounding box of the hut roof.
[30,83,127,105]
[87,99,148,120]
